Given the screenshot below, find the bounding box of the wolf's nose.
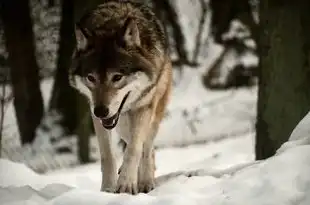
[93,106,109,118]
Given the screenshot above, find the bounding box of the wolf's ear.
[121,18,141,47]
[75,25,88,50]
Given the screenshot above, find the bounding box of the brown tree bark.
[256,0,310,160]
[0,0,44,145]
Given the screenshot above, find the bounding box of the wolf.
[69,0,172,194]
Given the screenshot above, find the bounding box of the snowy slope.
[0,111,310,205]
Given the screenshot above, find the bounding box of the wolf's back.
[76,0,168,54]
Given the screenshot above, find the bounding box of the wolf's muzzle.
[101,91,130,130]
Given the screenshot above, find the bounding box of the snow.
[155,67,257,147]
[276,110,310,155]
[1,1,302,204]
[1,111,310,204]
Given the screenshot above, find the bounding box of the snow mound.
[1,111,310,205]
[276,110,310,155]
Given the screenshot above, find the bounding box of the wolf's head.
[69,14,163,129]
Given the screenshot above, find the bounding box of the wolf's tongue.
[110,117,117,126]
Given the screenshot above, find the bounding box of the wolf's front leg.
[138,144,156,193]
[116,106,153,194]
[92,115,117,192]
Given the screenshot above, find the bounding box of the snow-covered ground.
[1,0,309,203]
[0,65,257,173]
[0,63,259,205]
[1,110,310,205]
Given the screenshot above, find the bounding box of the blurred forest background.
[0,0,309,174]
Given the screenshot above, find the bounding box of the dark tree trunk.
[76,98,92,164]
[256,0,310,160]
[49,0,95,163]
[0,0,44,145]
[152,0,189,65]
[49,0,79,135]
[48,0,55,8]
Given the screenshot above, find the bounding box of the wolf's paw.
[115,173,138,195]
[115,179,138,195]
[138,178,155,193]
[100,173,117,193]
[100,187,115,193]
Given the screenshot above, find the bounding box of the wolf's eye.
[86,74,96,83]
[112,74,123,82]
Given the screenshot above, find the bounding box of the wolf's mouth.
[100,91,130,130]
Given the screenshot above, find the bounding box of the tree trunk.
[152,0,189,65]
[0,0,44,145]
[76,97,92,164]
[49,0,93,163]
[49,0,79,135]
[256,0,310,160]
[48,0,55,8]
